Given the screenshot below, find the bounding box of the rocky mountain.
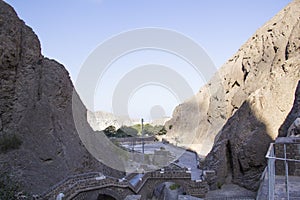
[87,110,137,131]
[0,0,122,196]
[166,0,300,191]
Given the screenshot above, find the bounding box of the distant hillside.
[87,110,137,131]
[87,110,169,131]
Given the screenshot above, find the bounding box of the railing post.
[268,159,274,200]
[284,144,289,200]
[268,143,275,200]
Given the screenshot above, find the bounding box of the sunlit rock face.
[166,0,300,190]
[279,81,300,137]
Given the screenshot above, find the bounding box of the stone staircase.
[39,168,209,200]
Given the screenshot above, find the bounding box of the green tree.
[128,124,167,136]
[131,124,142,134]
[103,125,116,137]
[117,126,138,137]
[157,126,167,135]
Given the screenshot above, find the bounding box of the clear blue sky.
[5,0,292,120]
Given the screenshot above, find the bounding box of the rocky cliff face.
[279,81,300,136]
[166,0,300,191]
[0,0,121,195]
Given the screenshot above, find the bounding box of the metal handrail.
[40,168,197,199]
[265,143,274,158]
[265,141,300,200]
[265,156,300,162]
[40,172,100,197]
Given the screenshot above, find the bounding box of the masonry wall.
[274,138,300,176]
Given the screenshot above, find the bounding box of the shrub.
[131,124,166,136]
[131,124,142,133]
[157,126,167,135]
[169,183,180,190]
[217,182,223,189]
[103,125,116,137]
[0,134,22,153]
[117,126,138,137]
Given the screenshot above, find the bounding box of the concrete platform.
[204,183,256,199]
[257,175,300,199]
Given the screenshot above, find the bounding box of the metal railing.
[39,167,208,199]
[265,141,300,200]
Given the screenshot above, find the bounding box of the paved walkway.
[173,149,202,181]
[204,184,256,199]
[122,142,202,180]
[257,175,300,199]
[129,174,144,186]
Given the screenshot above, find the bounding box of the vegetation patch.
[103,125,138,138]
[0,134,22,153]
[217,182,223,189]
[169,183,181,190]
[103,124,167,138]
[160,146,165,150]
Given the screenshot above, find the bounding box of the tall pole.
[141,118,144,162]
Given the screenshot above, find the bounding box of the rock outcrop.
[287,117,300,136]
[0,0,122,195]
[279,81,300,136]
[166,0,300,191]
[204,82,300,191]
[87,110,136,131]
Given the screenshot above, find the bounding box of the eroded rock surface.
[279,81,300,137]
[166,0,300,191]
[0,0,122,195]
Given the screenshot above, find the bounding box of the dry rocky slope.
[0,0,122,195]
[166,0,300,191]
